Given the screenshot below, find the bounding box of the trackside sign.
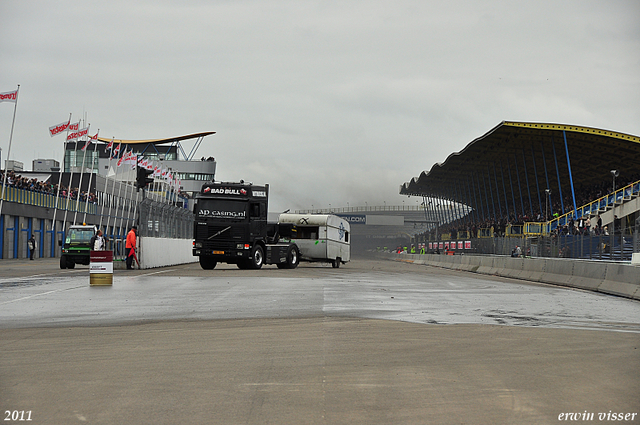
[337,214,366,225]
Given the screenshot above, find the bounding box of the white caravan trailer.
[279,213,350,268]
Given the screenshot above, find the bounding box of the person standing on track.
[125,225,137,270]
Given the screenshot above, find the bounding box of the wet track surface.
[1,258,638,332]
[2,257,640,425]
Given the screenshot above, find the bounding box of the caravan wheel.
[332,257,341,268]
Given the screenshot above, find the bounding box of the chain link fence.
[473,229,637,261]
[137,198,193,239]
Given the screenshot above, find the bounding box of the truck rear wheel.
[277,245,300,269]
[199,256,217,270]
[250,245,264,269]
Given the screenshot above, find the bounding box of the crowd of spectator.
[1,170,97,204]
[421,175,640,241]
[1,169,190,205]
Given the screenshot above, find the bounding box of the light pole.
[611,170,619,256]
[544,189,551,221]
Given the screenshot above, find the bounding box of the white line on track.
[135,269,175,277]
[0,270,84,284]
[0,285,85,305]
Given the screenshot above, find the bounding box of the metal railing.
[547,180,640,231]
[0,185,97,214]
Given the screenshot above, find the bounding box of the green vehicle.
[60,225,97,269]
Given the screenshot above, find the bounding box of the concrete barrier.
[140,237,198,269]
[519,258,545,282]
[539,258,574,287]
[568,261,607,291]
[500,257,524,280]
[489,256,506,276]
[477,256,495,275]
[600,265,640,299]
[459,255,478,273]
[380,252,640,300]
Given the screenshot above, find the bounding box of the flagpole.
[131,179,141,234]
[107,142,122,247]
[99,138,114,230]
[74,123,90,224]
[62,121,81,231]
[124,152,135,229]
[82,130,98,224]
[0,85,20,219]
[51,113,72,255]
[111,146,126,256]
[119,150,134,239]
[152,160,160,203]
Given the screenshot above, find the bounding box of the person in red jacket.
[125,225,137,270]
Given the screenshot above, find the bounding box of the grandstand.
[400,121,640,261]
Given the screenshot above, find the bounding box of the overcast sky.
[1,0,639,212]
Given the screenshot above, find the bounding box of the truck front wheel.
[60,255,67,269]
[250,245,264,269]
[199,256,217,270]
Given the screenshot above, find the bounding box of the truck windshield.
[197,200,247,220]
[68,229,94,242]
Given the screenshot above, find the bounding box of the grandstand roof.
[400,121,640,215]
[96,131,215,145]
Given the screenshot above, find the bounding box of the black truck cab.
[193,181,299,270]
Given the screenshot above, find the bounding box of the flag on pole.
[117,152,125,168]
[129,151,137,170]
[112,143,121,158]
[68,121,80,132]
[49,119,70,137]
[67,125,89,142]
[105,139,114,152]
[0,90,18,103]
[81,131,99,151]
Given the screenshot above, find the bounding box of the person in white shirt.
[93,230,105,251]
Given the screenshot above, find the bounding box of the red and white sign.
[465,240,471,249]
